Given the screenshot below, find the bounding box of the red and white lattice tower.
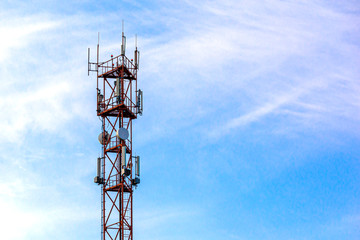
[88,27,143,240]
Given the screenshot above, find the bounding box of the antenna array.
[88,24,143,240]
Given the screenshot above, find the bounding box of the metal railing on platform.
[98,54,137,77]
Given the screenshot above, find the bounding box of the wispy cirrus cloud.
[0,13,97,144]
[123,0,359,144]
[0,16,58,62]
[0,1,359,240]
[0,11,99,240]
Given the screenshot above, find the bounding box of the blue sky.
[0,0,359,239]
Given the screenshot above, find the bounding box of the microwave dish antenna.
[117,127,129,140]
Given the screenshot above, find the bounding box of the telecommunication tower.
[88,25,143,240]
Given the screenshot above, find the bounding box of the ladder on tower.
[101,185,104,240]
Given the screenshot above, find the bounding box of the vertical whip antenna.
[122,20,124,33]
[121,20,126,56]
[88,33,100,75]
[97,32,100,69]
[87,48,90,76]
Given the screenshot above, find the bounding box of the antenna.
[136,89,143,115]
[121,21,126,55]
[87,48,90,76]
[116,127,129,140]
[87,33,100,75]
[134,34,139,69]
[97,32,100,69]
[90,27,142,240]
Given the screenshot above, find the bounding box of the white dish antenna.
[116,127,129,140]
[98,131,110,145]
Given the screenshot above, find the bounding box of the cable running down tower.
[88,26,143,240]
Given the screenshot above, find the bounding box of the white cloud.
[0,16,58,62]
[129,0,359,143]
[0,13,97,144]
[0,12,99,239]
[0,198,42,240]
[0,2,359,240]
[0,196,98,240]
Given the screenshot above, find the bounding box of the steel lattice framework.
[89,31,141,240]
